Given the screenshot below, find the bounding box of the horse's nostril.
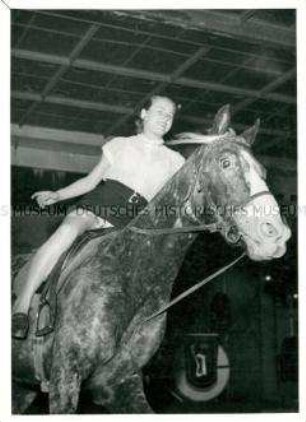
[260,222,278,238]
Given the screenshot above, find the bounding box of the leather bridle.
[128,143,274,247]
[128,190,273,245]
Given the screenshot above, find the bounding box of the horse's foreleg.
[48,338,82,414]
[89,344,154,414]
[48,364,81,413]
[89,302,167,413]
[92,370,153,414]
[109,372,153,414]
[12,383,37,414]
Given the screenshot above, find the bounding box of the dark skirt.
[66,179,148,228]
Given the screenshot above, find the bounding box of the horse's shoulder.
[57,230,119,286]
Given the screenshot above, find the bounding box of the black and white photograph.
[0,1,305,418]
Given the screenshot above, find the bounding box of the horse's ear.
[209,104,231,135]
[241,119,260,146]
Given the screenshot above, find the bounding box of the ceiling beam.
[18,23,101,127]
[106,45,211,134]
[12,91,131,115]
[34,9,295,49]
[11,146,98,174]
[12,91,292,139]
[233,67,296,114]
[11,123,105,147]
[112,10,295,49]
[12,21,288,78]
[181,115,291,138]
[12,49,296,106]
[16,12,37,48]
[181,55,256,115]
[11,136,101,156]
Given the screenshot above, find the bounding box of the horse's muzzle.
[243,223,291,261]
[233,192,292,261]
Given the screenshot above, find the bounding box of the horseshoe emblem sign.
[173,335,230,402]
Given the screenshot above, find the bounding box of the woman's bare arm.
[32,154,111,208]
[56,154,110,201]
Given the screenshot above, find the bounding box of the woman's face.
[141,97,175,138]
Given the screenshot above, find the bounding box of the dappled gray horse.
[12,106,291,413]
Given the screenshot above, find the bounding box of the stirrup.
[36,298,55,337]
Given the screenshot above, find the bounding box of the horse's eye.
[219,158,232,169]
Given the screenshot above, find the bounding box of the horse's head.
[175,105,291,261]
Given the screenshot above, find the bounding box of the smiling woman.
[12,95,227,340]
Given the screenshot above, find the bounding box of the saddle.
[36,227,116,336]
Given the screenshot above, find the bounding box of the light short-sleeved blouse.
[102,134,185,201]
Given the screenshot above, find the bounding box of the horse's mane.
[174,132,214,144]
[173,129,238,145]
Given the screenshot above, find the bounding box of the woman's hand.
[31,191,60,208]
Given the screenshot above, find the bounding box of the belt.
[127,191,144,204]
[104,179,148,206]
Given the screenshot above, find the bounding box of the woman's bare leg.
[13,211,100,316]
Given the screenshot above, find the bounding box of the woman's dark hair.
[135,95,180,134]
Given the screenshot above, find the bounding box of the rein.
[128,222,220,235]
[142,252,246,324]
[128,191,273,239]
[131,191,273,325]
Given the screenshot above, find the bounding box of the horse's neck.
[122,152,203,292]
